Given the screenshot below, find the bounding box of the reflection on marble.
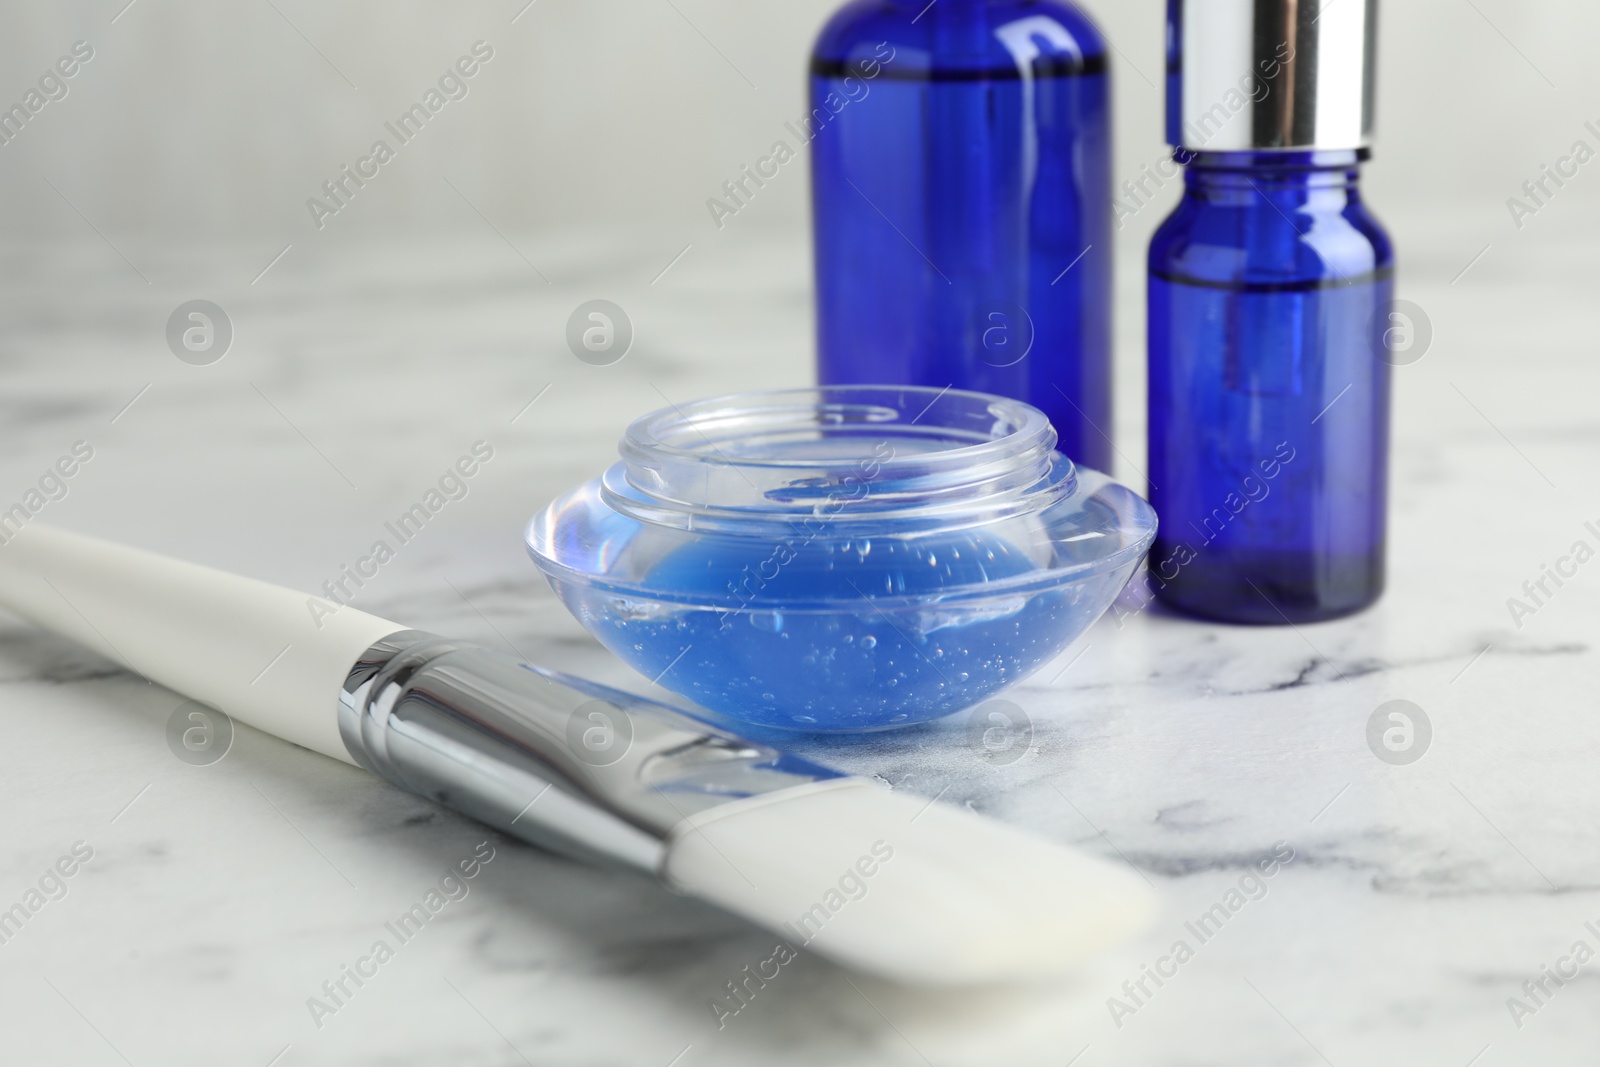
[0,219,1596,1067]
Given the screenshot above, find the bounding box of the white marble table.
[0,215,1596,1067]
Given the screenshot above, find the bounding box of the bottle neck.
[1178,149,1366,207]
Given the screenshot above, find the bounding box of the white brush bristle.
[662,779,1158,986]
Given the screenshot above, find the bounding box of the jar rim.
[614,385,1064,523]
[622,384,1049,469]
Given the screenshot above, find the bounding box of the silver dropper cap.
[1166,0,1377,151]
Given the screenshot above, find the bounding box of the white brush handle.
[0,525,402,762]
[0,527,1160,985]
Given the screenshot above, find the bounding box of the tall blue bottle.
[810,0,1113,472]
[1148,0,1391,624]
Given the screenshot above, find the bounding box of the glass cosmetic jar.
[527,386,1155,732]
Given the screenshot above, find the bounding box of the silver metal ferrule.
[338,631,846,875]
[1167,0,1377,151]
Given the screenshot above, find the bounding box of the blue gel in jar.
[527,386,1155,732]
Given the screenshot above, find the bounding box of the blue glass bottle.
[809,0,1113,472]
[1147,149,1393,623]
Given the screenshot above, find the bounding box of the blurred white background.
[1,0,1595,247]
[1,0,1593,547]
[0,0,1594,555]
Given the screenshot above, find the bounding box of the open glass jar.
[527,386,1155,732]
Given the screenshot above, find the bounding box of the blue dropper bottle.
[1147,0,1392,624]
[809,0,1113,472]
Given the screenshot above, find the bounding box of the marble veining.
[0,222,1596,1066]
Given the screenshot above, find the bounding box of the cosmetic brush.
[0,524,1156,985]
